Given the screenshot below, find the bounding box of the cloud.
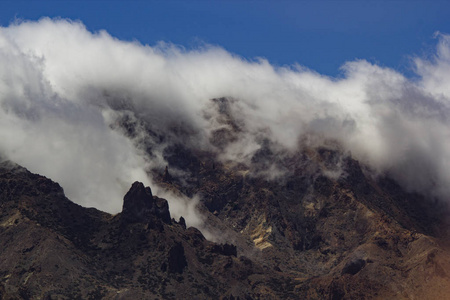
[1,18,450,225]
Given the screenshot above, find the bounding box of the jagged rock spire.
[162,166,173,183]
[122,181,171,224]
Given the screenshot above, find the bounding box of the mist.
[1,18,450,226]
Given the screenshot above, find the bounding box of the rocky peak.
[162,166,173,183]
[121,181,171,224]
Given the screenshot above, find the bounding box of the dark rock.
[154,196,171,224]
[329,280,345,300]
[2,142,450,299]
[162,166,173,183]
[185,227,206,247]
[341,258,366,275]
[161,262,167,272]
[179,216,186,229]
[163,144,200,173]
[122,182,154,223]
[168,242,187,274]
[375,237,389,249]
[210,243,237,257]
[121,182,171,224]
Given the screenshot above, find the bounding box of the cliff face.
[1,138,450,300]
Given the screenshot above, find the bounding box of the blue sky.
[1,1,450,77]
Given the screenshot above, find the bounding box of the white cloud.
[1,18,450,223]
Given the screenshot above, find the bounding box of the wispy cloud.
[1,18,450,224]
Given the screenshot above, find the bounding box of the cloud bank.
[1,18,450,223]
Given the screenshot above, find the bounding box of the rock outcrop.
[0,162,270,299]
[122,181,171,224]
[2,137,450,299]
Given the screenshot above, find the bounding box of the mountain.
[2,18,450,299]
[1,133,450,299]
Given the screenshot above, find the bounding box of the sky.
[1,1,450,77]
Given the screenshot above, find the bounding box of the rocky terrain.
[1,98,450,299]
[2,137,450,299]
[3,16,450,298]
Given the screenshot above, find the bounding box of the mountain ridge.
[2,143,450,299]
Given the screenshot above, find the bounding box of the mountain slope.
[1,141,450,299]
[159,141,450,299]
[0,160,288,299]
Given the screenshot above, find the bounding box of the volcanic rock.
[209,243,237,257]
[2,137,450,299]
[341,258,366,275]
[162,166,173,183]
[179,216,186,229]
[122,181,171,224]
[167,242,187,274]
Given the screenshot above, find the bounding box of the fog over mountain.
[1,18,450,226]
